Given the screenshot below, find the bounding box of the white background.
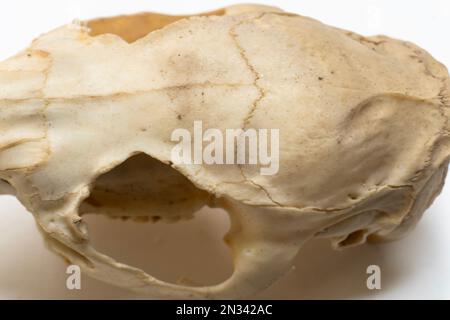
[0,0,449,299]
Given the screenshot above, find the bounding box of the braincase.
[193,12,449,210]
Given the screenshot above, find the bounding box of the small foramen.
[176,304,210,318]
[171,121,280,175]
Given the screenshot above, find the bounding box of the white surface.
[0,0,449,299]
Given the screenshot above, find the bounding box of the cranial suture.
[0,4,449,299]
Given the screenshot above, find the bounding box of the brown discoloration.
[32,50,50,58]
[84,196,102,207]
[87,9,226,43]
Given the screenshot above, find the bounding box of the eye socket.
[79,153,234,286]
[80,153,209,222]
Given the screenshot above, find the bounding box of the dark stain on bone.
[347,193,359,200]
[151,216,161,223]
[85,197,102,207]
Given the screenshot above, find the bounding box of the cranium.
[1,4,449,299]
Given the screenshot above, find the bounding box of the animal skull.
[1,4,449,299]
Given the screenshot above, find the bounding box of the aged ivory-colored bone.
[0,4,449,299]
